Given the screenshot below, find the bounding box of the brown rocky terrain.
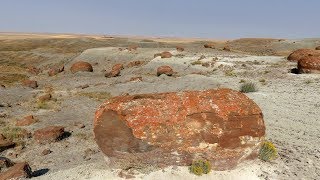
[0,33,320,179]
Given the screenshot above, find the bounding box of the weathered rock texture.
[287,49,320,62]
[94,89,265,171]
[298,56,320,73]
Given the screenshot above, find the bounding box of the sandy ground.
[0,34,320,179]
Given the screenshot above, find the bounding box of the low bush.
[240,82,257,93]
[259,141,278,161]
[189,160,211,176]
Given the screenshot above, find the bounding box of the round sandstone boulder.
[287,49,320,62]
[298,56,320,73]
[94,88,265,171]
[70,61,93,73]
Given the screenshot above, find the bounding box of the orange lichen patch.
[94,88,265,170]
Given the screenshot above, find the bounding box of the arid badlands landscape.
[0,33,319,179]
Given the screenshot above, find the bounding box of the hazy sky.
[0,0,319,39]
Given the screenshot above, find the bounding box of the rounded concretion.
[94,88,265,170]
[70,61,93,73]
[298,56,320,73]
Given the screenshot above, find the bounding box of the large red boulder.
[94,89,265,171]
[298,56,320,73]
[287,49,320,62]
[70,61,93,73]
[0,162,32,179]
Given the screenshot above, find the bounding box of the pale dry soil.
[0,34,319,179]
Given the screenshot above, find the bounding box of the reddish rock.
[0,135,15,152]
[160,51,173,58]
[157,66,174,76]
[112,64,124,71]
[70,61,93,73]
[127,45,138,51]
[105,69,121,78]
[155,52,173,58]
[127,61,144,68]
[287,49,320,62]
[48,65,64,76]
[0,162,32,179]
[129,77,142,82]
[315,46,320,50]
[94,89,265,170]
[298,56,320,73]
[204,43,215,49]
[38,93,52,102]
[16,115,38,126]
[223,46,231,51]
[27,66,41,75]
[176,46,185,52]
[22,80,38,89]
[41,148,52,156]
[34,126,65,144]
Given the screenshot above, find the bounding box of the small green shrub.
[240,82,257,93]
[37,101,49,109]
[224,70,237,77]
[239,79,246,83]
[259,141,278,161]
[191,60,202,65]
[189,160,211,176]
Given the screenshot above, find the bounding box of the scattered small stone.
[126,45,138,51]
[34,126,65,144]
[204,43,215,49]
[112,64,124,71]
[27,66,41,75]
[70,61,93,73]
[176,46,184,52]
[223,46,231,51]
[105,69,120,78]
[0,162,32,180]
[129,77,142,82]
[77,84,89,89]
[126,61,144,68]
[38,94,52,102]
[41,148,52,156]
[48,65,64,76]
[0,85,6,89]
[16,115,38,126]
[157,66,174,76]
[160,51,172,58]
[22,80,38,89]
[74,122,85,129]
[7,152,19,159]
